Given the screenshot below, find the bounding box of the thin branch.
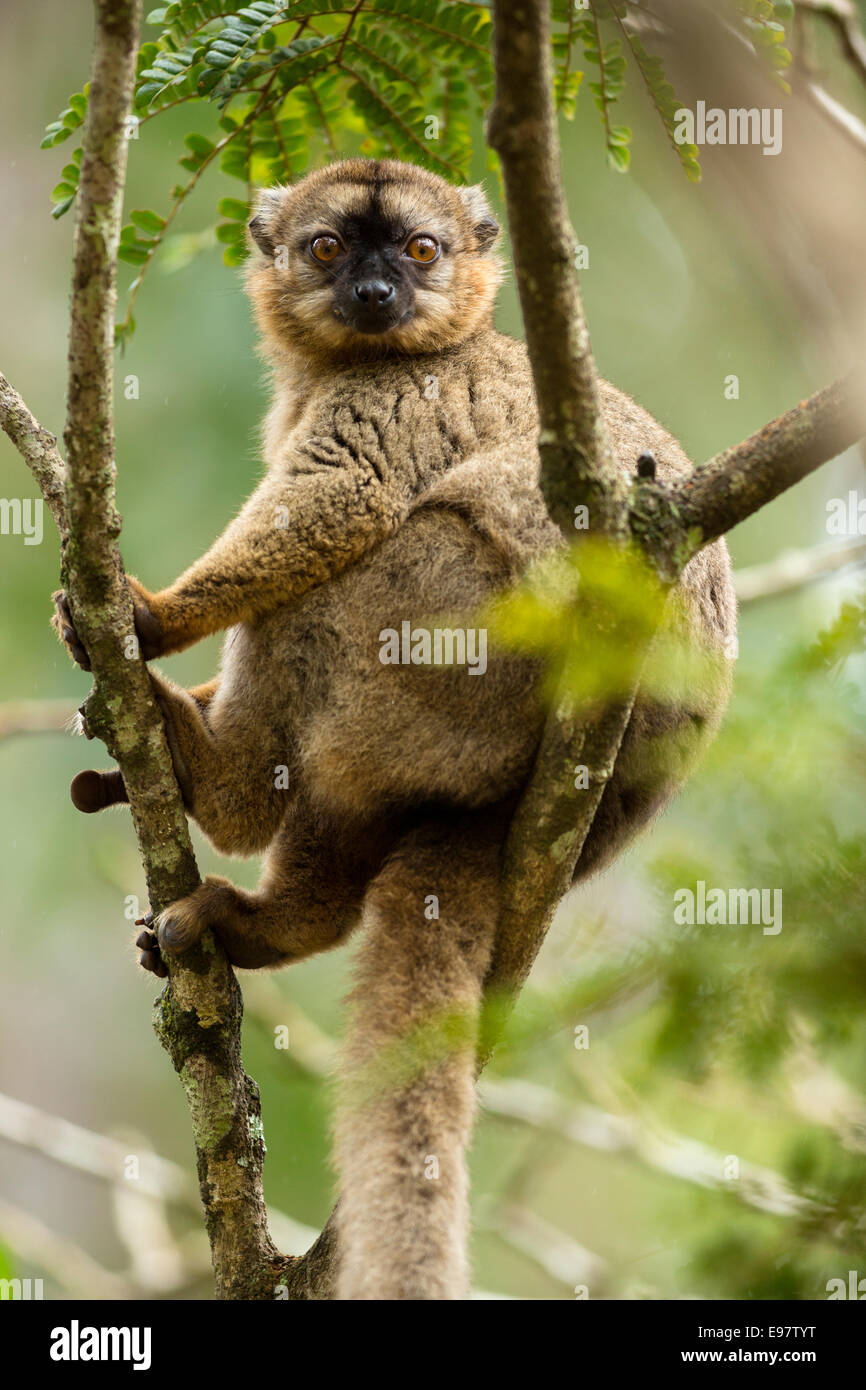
[785,1022,866,1153]
[488,0,620,532]
[0,1197,136,1300]
[243,991,814,1224]
[0,372,67,537]
[0,1087,321,1269]
[734,537,866,603]
[0,0,285,1301]
[671,371,866,554]
[795,0,866,82]
[0,1088,193,1202]
[481,1077,813,1220]
[803,79,866,152]
[483,0,646,1026]
[1,394,285,1298]
[486,1202,609,1293]
[0,699,80,739]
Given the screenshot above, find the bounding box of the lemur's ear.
[248,186,288,257]
[458,183,500,251]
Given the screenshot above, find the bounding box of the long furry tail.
[333,811,502,1300]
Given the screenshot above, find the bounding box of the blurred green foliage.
[43,0,792,341]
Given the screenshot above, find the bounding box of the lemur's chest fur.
[267,329,539,495]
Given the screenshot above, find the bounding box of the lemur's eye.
[311,235,343,263]
[404,235,439,263]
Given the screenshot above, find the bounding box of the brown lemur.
[53,158,736,1300]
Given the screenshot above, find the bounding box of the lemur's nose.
[354,280,395,310]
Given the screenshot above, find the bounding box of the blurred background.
[1,0,865,1299]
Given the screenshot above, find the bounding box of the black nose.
[353,279,395,310]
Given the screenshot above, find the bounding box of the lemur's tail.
[333,810,502,1300]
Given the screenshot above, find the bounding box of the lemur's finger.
[51,589,92,671]
[130,585,164,660]
[139,944,168,978]
[70,768,129,813]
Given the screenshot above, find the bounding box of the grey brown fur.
[54,158,736,1300]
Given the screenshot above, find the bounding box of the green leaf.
[216,220,245,242]
[218,197,250,220]
[130,208,167,233]
[118,244,152,265]
[184,132,215,155]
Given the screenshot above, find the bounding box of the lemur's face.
[246,159,501,361]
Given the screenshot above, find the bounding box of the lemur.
[53,157,737,1300]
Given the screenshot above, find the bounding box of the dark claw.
[135,927,158,951]
[135,910,155,928]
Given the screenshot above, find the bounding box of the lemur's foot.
[52,590,91,671]
[134,912,168,978]
[52,583,164,667]
[151,876,236,959]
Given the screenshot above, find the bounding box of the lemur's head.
[245,158,501,362]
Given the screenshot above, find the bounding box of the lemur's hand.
[127,577,165,660]
[52,590,91,671]
[52,580,165,667]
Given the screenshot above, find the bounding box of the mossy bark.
[58,0,279,1301]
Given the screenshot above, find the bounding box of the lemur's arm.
[57,445,411,664]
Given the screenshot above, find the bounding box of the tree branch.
[484,0,647,1023]
[0,698,80,740]
[487,0,620,531]
[0,0,286,1300]
[482,8,866,1040]
[5,0,866,1304]
[671,372,866,554]
[0,372,67,537]
[795,0,866,83]
[734,537,866,603]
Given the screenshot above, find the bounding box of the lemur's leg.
[147,669,291,856]
[69,677,219,816]
[71,669,291,857]
[334,808,506,1301]
[139,798,393,973]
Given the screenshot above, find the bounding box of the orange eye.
[405,234,439,263]
[311,234,342,263]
